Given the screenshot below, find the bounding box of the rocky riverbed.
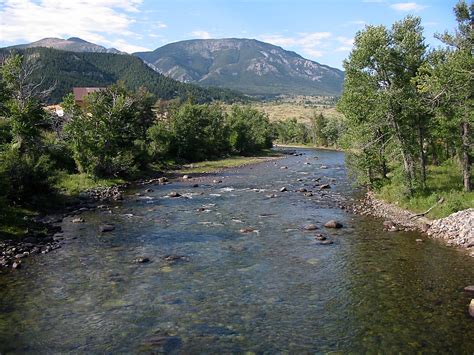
[353,192,474,256]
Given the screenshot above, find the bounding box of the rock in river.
[324,220,343,228]
[464,285,474,294]
[280,187,288,192]
[134,257,150,264]
[99,224,115,233]
[72,217,85,223]
[168,192,181,198]
[304,224,318,231]
[469,299,474,318]
[239,227,255,233]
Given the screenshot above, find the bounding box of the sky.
[0,0,460,69]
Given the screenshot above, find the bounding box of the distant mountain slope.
[0,47,246,104]
[134,38,344,96]
[5,37,124,54]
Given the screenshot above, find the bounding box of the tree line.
[338,0,472,194]
[273,112,346,148]
[0,54,273,207]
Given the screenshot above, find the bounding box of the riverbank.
[353,191,474,256]
[0,150,284,269]
[274,143,343,152]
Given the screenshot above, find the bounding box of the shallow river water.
[1,148,473,353]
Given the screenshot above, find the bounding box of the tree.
[338,16,429,193]
[65,84,154,177]
[416,0,473,191]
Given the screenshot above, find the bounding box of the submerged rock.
[304,224,318,231]
[134,257,150,264]
[324,220,343,228]
[99,224,115,233]
[239,227,255,233]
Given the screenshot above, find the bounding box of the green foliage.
[273,118,311,144]
[227,106,273,155]
[0,47,247,104]
[0,146,56,202]
[65,84,154,177]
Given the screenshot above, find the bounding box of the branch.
[410,197,444,219]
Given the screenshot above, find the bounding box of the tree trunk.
[461,120,471,192]
[418,125,426,188]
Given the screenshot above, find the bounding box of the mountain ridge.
[5,37,124,54]
[134,38,344,96]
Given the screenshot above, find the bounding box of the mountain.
[0,47,246,104]
[5,37,124,54]
[134,38,344,96]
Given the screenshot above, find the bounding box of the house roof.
[73,87,104,101]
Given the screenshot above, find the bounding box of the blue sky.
[0,0,459,69]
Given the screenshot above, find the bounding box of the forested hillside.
[0,47,246,103]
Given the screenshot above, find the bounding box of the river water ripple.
[1,148,473,353]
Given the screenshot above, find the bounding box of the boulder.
[324,220,343,228]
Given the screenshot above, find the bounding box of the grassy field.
[376,160,474,219]
[251,101,343,124]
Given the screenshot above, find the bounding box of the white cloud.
[0,0,144,52]
[190,30,212,39]
[259,32,331,59]
[105,39,150,53]
[390,2,427,11]
[155,21,167,29]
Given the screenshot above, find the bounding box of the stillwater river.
[0,148,473,353]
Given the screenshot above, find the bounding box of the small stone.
[469,299,474,318]
[416,239,423,243]
[158,177,168,184]
[280,187,288,192]
[12,261,21,269]
[99,224,115,233]
[280,166,288,170]
[464,285,474,293]
[298,188,308,193]
[145,188,154,193]
[213,179,223,184]
[168,192,181,198]
[315,234,326,241]
[319,240,334,245]
[182,175,190,180]
[320,184,331,189]
[324,220,343,228]
[304,192,314,197]
[192,184,199,188]
[134,257,150,264]
[320,165,328,169]
[304,224,318,231]
[72,217,84,223]
[239,227,255,233]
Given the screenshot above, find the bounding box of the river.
[1,148,473,353]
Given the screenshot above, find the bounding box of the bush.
[0,146,56,202]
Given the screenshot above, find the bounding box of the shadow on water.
[0,148,473,353]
